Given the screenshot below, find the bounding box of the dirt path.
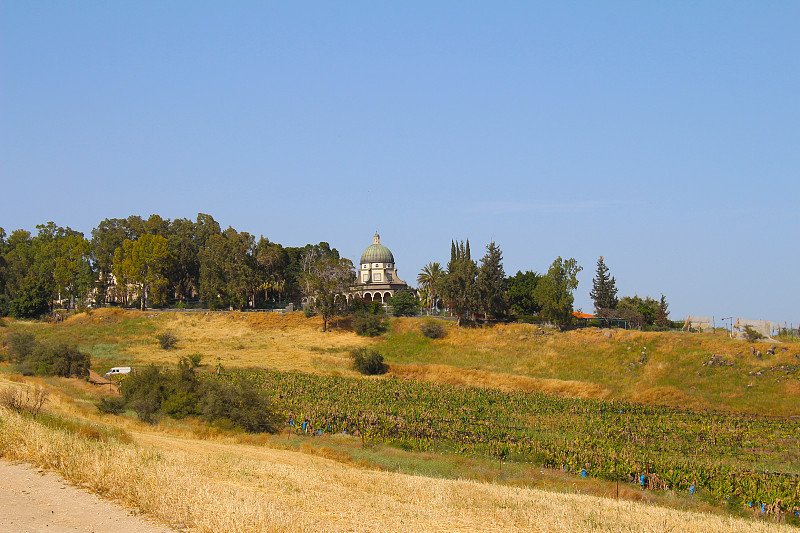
[0,460,175,533]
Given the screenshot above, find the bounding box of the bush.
[7,333,90,377]
[303,304,316,318]
[120,365,168,423]
[156,331,179,350]
[388,290,419,317]
[96,395,126,415]
[6,332,37,362]
[0,386,48,416]
[353,310,387,337]
[351,348,386,375]
[743,325,765,343]
[420,320,447,339]
[198,375,282,433]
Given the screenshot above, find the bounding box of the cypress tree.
[477,241,508,320]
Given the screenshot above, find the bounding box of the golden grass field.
[1,310,799,531]
[0,375,795,533]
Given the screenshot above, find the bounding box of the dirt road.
[0,460,175,533]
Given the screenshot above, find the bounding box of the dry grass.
[131,311,368,374]
[1,399,793,533]
[392,363,613,399]
[380,320,800,416]
[4,311,798,416]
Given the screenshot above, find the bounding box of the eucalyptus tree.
[535,257,582,328]
[113,234,175,310]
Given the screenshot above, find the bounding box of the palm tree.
[417,262,444,313]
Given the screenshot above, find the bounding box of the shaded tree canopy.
[506,270,541,316]
[535,257,582,328]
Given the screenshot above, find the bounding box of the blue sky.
[2,2,798,325]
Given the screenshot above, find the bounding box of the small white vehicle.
[103,367,132,378]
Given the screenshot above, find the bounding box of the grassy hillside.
[1,310,798,529]
[3,309,797,416]
[0,375,795,532]
[379,319,800,417]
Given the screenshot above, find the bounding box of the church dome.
[360,233,394,264]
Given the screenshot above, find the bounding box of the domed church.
[352,233,409,303]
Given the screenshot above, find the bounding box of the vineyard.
[226,370,800,519]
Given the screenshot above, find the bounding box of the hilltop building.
[351,233,409,303]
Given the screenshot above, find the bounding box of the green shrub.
[6,332,37,362]
[743,325,765,343]
[388,290,419,317]
[420,320,447,339]
[353,310,387,337]
[96,395,126,415]
[198,374,281,433]
[120,365,168,423]
[351,347,386,375]
[303,304,316,318]
[156,331,179,350]
[7,333,90,377]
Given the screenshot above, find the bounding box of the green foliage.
[417,262,444,311]
[6,331,38,362]
[9,277,51,318]
[251,369,800,515]
[198,374,281,432]
[198,228,258,310]
[353,309,387,337]
[419,319,447,339]
[617,295,659,327]
[7,332,90,377]
[113,234,175,310]
[535,257,582,328]
[589,256,618,313]
[351,347,387,375]
[655,294,670,328]
[120,365,169,423]
[388,289,419,317]
[506,270,541,316]
[436,240,478,326]
[299,252,355,331]
[96,395,126,415]
[476,241,508,320]
[117,359,279,432]
[743,325,765,343]
[156,330,179,350]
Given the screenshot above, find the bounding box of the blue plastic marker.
[761,503,765,514]
[640,475,646,486]
[318,429,322,436]
[580,469,587,478]
[689,485,695,495]
[302,421,306,430]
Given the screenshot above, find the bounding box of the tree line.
[0,215,671,329]
[0,214,341,317]
[417,242,670,329]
